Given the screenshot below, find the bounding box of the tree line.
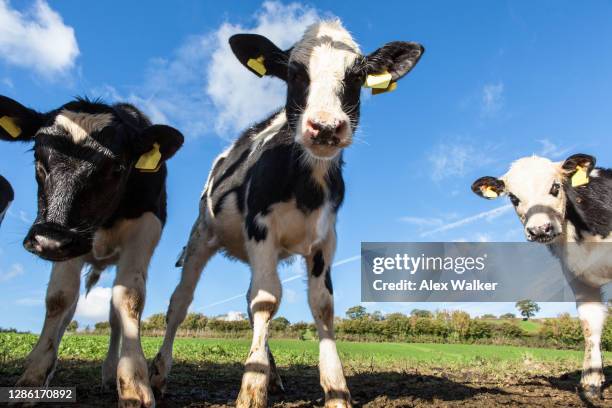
[66,303,612,351]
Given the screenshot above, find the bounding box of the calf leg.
[16,258,83,387]
[102,297,121,388]
[112,213,161,408]
[247,303,284,394]
[305,232,351,408]
[577,301,607,399]
[236,239,281,408]
[569,277,607,399]
[150,216,217,396]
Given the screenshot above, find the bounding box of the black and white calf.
[0,95,183,407]
[150,20,423,407]
[473,154,611,399]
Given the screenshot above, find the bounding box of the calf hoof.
[580,384,602,401]
[236,371,269,408]
[149,354,169,398]
[118,376,155,408]
[325,390,352,408]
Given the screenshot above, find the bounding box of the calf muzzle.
[23,222,91,261]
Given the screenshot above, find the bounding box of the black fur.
[324,267,333,294]
[311,250,325,277]
[564,168,612,240]
[0,95,183,261]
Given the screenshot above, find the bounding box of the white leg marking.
[577,301,607,398]
[17,258,83,387]
[236,238,281,408]
[306,231,351,408]
[112,213,161,408]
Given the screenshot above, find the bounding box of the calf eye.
[508,193,520,206]
[549,182,560,197]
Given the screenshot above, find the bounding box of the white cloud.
[0,0,79,75]
[206,1,320,135]
[97,1,320,139]
[538,138,572,159]
[221,311,247,321]
[284,287,298,303]
[0,263,24,282]
[428,141,492,182]
[1,77,13,89]
[16,297,42,306]
[75,286,111,322]
[481,82,504,116]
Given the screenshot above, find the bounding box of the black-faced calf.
[0,95,183,407]
[472,154,611,400]
[150,19,424,408]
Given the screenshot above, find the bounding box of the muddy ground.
[1,361,610,407]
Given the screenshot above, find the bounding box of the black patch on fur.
[245,210,268,242]
[341,59,365,131]
[324,267,333,294]
[564,167,612,241]
[285,61,310,133]
[210,148,250,195]
[311,250,325,277]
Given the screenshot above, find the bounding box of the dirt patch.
[0,360,610,407]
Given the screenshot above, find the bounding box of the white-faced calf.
[473,154,611,399]
[150,19,424,408]
[0,95,184,407]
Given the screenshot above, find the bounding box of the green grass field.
[1,333,610,407]
[0,332,597,367]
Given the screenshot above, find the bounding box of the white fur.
[54,110,113,143]
[502,156,566,235]
[292,20,360,149]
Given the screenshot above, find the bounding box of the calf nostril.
[335,120,347,135]
[307,119,321,132]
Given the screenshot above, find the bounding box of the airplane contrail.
[420,204,513,237]
[202,254,361,310]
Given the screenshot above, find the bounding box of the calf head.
[472,154,596,243]
[229,20,424,159]
[0,96,183,261]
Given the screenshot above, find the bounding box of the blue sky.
[1,0,612,332]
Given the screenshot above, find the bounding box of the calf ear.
[229,34,289,81]
[0,95,46,142]
[561,153,595,187]
[364,41,424,94]
[471,176,506,199]
[132,125,184,172]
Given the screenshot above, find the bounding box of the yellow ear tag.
[247,56,266,77]
[135,143,162,172]
[0,116,21,138]
[372,81,397,95]
[482,186,498,199]
[571,165,589,187]
[365,70,392,89]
